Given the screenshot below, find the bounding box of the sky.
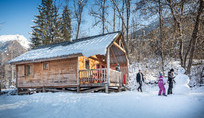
[0,0,153,41]
[0,0,41,40]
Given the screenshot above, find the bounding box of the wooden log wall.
[78,56,101,70]
[16,57,78,88]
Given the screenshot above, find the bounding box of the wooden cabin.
[9,32,129,93]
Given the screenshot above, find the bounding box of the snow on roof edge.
[9,31,121,64]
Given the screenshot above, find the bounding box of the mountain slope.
[0,34,30,89]
[0,34,30,49]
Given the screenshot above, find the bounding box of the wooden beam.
[119,38,122,47]
[113,42,126,54]
[110,47,118,64]
[77,57,80,93]
[106,48,110,93]
[89,56,106,65]
[80,86,105,93]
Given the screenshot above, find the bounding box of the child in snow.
[158,73,167,96]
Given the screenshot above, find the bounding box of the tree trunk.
[113,5,116,32]
[126,0,130,56]
[102,0,105,34]
[167,0,184,67]
[159,0,165,75]
[186,0,203,74]
[122,0,125,33]
[76,21,81,40]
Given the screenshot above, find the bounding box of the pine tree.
[60,6,72,42]
[31,0,65,48]
[30,4,46,48]
[51,4,63,43]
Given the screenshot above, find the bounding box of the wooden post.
[77,57,80,93]
[42,87,45,92]
[16,65,19,94]
[0,80,1,94]
[106,48,110,93]
[62,88,65,91]
[126,56,129,85]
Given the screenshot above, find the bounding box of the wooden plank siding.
[78,56,104,70]
[16,57,78,88]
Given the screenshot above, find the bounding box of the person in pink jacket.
[158,73,167,96]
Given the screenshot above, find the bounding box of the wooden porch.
[76,35,129,93]
[79,68,122,87]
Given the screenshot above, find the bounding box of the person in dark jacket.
[136,70,144,92]
[116,64,120,71]
[167,69,176,94]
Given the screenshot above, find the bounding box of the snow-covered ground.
[1,57,203,118]
[0,86,204,118]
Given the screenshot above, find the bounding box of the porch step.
[80,86,105,93]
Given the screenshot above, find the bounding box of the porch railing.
[79,68,122,85]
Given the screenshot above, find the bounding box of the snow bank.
[0,34,30,49]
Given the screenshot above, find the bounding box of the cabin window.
[43,62,49,70]
[26,65,33,76]
[85,60,90,69]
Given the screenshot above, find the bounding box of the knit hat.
[159,72,162,77]
[170,68,174,72]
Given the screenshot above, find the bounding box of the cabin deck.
[79,68,123,87]
[17,68,126,94]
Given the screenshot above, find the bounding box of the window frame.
[43,62,49,70]
[85,59,90,70]
[25,64,33,76]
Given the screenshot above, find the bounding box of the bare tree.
[110,0,131,57]
[110,0,127,31]
[73,0,87,39]
[159,0,165,75]
[89,0,110,34]
[166,0,185,68]
[110,0,119,32]
[186,0,203,74]
[125,0,131,52]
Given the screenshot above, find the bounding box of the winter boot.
[163,93,167,96]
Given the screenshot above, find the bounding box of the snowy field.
[0,61,204,118]
[0,86,204,118]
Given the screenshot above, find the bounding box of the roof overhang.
[10,53,82,65]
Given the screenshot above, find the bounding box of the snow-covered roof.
[9,32,120,64]
[0,34,30,49]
